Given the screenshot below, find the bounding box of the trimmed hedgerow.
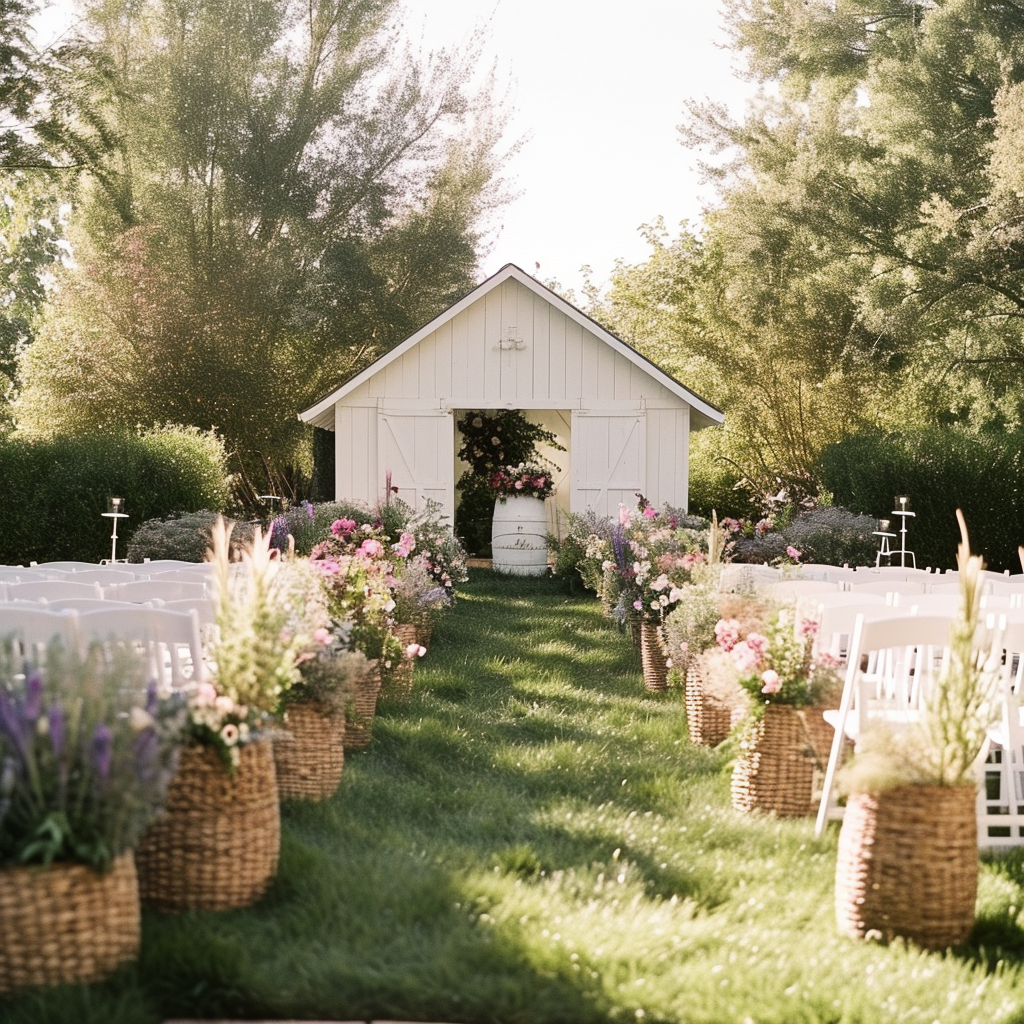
[817,429,1024,572]
[126,511,255,563]
[0,428,230,564]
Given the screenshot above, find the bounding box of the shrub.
[0,427,230,564]
[781,507,878,567]
[126,511,256,563]
[687,430,758,520]
[818,429,1024,572]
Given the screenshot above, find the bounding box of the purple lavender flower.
[48,705,64,758]
[133,728,159,784]
[92,724,113,782]
[269,515,290,551]
[303,500,314,519]
[612,523,629,571]
[24,671,42,721]
[0,691,29,761]
[145,679,159,716]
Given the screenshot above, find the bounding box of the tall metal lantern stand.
[891,495,916,568]
[873,518,895,567]
[102,497,128,563]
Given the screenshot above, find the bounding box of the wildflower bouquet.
[601,501,709,624]
[713,607,839,716]
[408,499,468,598]
[490,462,556,501]
[0,642,185,870]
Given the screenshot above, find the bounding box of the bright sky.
[402,0,754,295]
[34,0,754,296]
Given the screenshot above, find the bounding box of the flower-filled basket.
[0,644,183,992]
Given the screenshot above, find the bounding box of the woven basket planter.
[731,704,815,817]
[0,852,140,994]
[274,701,345,802]
[135,740,280,912]
[640,622,670,692]
[685,662,733,747]
[415,620,433,650]
[835,785,977,950]
[381,623,417,700]
[344,661,382,750]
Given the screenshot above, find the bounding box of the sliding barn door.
[378,409,455,527]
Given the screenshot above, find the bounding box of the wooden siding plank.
[452,307,477,399]
[613,350,632,400]
[548,308,566,401]
[580,330,599,400]
[434,320,452,399]
[515,281,534,402]
[532,292,550,402]
[565,318,583,400]
[483,287,502,404]
[402,343,421,399]
[596,337,616,400]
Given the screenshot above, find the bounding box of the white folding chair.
[68,568,139,585]
[30,561,102,571]
[140,559,206,568]
[76,606,206,689]
[896,593,961,615]
[719,564,780,593]
[814,598,891,663]
[104,580,209,604]
[977,619,1024,847]
[848,579,927,598]
[0,606,81,663]
[145,567,216,584]
[0,568,69,583]
[6,580,104,601]
[40,598,162,613]
[772,579,841,601]
[815,613,955,837]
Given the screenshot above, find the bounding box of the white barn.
[299,263,723,529]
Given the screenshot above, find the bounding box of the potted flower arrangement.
[833,512,998,949]
[135,518,308,912]
[0,643,184,992]
[600,500,709,690]
[714,606,840,816]
[385,552,446,698]
[489,461,558,576]
[311,517,405,747]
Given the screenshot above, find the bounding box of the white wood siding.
[570,410,646,516]
[335,403,378,506]
[644,406,690,510]
[358,278,679,409]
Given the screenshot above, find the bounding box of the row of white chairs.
[0,580,210,603]
[0,605,206,690]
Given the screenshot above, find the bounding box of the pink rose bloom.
[797,617,819,638]
[313,558,340,575]
[537,476,546,486]
[786,545,802,560]
[358,538,384,558]
[715,618,741,652]
[745,632,769,655]
[330,518,357,537]
[755,518,772,535]
[761,670,782,694]
[314,627,332,645]
[196,682,217,705]
[405,643,420,659]
[643,506,657,518]
[730,640,762,674]
[514,480,524,489]
[633,599,644,611]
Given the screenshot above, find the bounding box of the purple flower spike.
[0,691,20,742]
[145,680,159,716]
[92,724,113,781]
[24,672,42,721]
[48,705,64,758]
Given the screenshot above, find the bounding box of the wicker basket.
[835,785,977,950]
[344,660,382,750]
[685,662,734,747]
[135,740,280,912]
[640,621,670,692]
[0,852,140,994]
[731,704,815,817]
[274,700,345,802]
[381,623,417,700]
[415,620,433,650]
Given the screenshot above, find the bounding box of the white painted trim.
[299,263,724,428]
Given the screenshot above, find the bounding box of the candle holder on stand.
[101,497,128,564]
[891,495,916,568]
[873,518,896,567]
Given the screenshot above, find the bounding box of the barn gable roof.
[299,263,724,429]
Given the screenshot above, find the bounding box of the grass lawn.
[6,569,1024,1024]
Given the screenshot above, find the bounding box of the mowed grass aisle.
[8,571,1024,1024]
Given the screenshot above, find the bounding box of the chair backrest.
[848,579,927,597]
[896,593,961,615]
[68,568,139,584]
[104,580,209,604]
[145,567,216,584]
[719,563,781,593]
[30,561,103,572]
[76,606,206,688]
[928,580,993,596]
[6,580,104,601]
[0,606,81,662]
[814,600,894,662]
[772,579,841,600]
[0,568,69,583]
[815,612,955,837]
[40,598,161,613]
[139,559,207,569]
[161,597,216,629]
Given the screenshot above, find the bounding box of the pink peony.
[642,506,658,519]
[730,640,762,674]
[514,480,524,489]
[330,518,357,537]
[786,545,802,561]
[745,632,769,655]
[760,670,782,694]
[358,538,384,558]
[313,558,341,575]
[715,618,741,652]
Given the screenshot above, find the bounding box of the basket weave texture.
[381,623,417,700]
[135,740,280,912]
[0,851,140,994]
[835,785,977,950]
[640,622,669,692]
[685,662,734,747]
[731,704,814,817]
[415,621,433,650]
[344,661,382,750]
[274,701,345,802]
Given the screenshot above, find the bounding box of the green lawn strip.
[5,569,1024,1023]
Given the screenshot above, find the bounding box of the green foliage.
[17,0,512,501]
[686,427,756,520]
[126,510,255,563]
[818,429,1024,571]
[0,427,229,563]
[780,506,878,568]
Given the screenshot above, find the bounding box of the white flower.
[130,707,156,731]
[221,723,240,746]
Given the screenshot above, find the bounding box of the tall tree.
[17,0,511,500]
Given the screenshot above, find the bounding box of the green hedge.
[0,428,230,564]
[687,430,757,520]
[817,429,1024,572]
